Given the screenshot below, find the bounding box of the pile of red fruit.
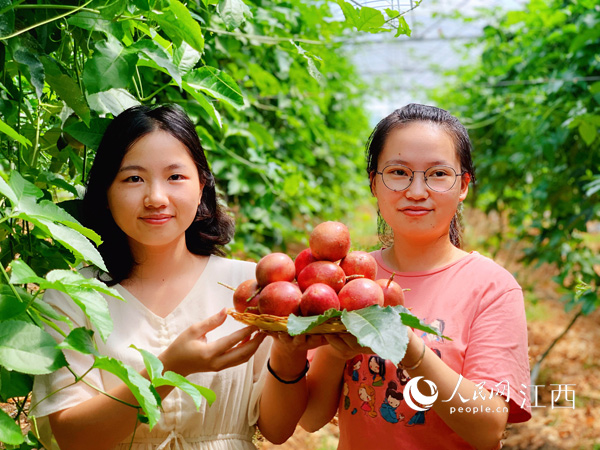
[233,221,405,317]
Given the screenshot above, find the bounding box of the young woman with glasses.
[298,104,531,449]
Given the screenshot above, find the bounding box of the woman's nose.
[405,173,429,200]
[144,182,168,208]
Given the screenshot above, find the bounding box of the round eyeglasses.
[376,164,466,193]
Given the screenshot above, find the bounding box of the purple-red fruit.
[233,279,260,313]
[258,281,302,316]
[255,252,295,287]
[376,278,405,307]
[338,278,384,311]
[300,283,340,316]
[309,221,351,262]
[297,261,346,293]
[294,248,317,279]
[340,251,378,280]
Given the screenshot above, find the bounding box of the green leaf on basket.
[392,305,452,340]
[341,306,409,365]
[286,309,343,336]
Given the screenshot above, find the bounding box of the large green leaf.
[21,217,107,271]
[13,46,44,98]
[14,198,102,245]
[0,118,32,148]
[151,0,205,54]
[86,89,140,117]
[133,346,216,408]
[131,345,216,410]
[132,39,182,86]
[0,0,15,38]
[39,269,121,341]
[83,35,138,95]
[8,259,43,285]
[0,367,34,399]
[0,320,67,375]
[8,171,43,204]
[184,66,245,109]
[181,83,223,128]
[217,0,253,30]
[0,172,18,205]
[93,356,161,429]
[173,42,201,76]
[40,56,91,126]
[57,327,99,356]
[341,306,409,365]
[287,309,342,336]
[154,371,216,409]
[63,118,111,150]
[0,285,28,321]
[0,408,24,446]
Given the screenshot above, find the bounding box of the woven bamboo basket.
[227,308,348,334]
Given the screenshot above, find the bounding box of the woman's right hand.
[323,333,372,361]
[160,308,266,377]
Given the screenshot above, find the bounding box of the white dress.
[31,255,271,450]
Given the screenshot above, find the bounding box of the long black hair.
[82,104,234,284]
[365,103,475,248]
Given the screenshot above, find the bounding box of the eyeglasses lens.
[382,165,458,192]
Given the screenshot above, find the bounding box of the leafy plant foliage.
[433,0,600,315]
[0,0,414,446]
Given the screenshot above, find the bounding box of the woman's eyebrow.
[118,163,187,172]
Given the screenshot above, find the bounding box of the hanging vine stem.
[30,103,42,167]
[0,0,94,41]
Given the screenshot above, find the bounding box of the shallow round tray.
[227,309,349,334]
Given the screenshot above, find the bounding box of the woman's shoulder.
[208,255,257,280]
[463,251,520,286]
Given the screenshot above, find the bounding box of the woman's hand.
[160,308,266,377]
[323,332,372,361]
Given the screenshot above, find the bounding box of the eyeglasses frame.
[375,164,467,193]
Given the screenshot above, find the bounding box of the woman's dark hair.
[82,104,234,284]
[365,103,475,248]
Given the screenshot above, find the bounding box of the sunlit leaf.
[57,327,99,356]
[0,320,67,375]
[93,356,161,429]
[341,306,409,364]
[184,66,245,109]
[0,408,24,446]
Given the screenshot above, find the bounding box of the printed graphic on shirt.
[341,342,444,429]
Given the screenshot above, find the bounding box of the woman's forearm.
[403,335,508,450]
[299,346,347,432]
[49,369,176,450]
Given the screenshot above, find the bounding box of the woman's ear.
[459,173,471,202]
[369,171,377,196]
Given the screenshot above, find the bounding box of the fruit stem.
[218,281,236,291]
[387,272,396,288]
[346,274,365,281]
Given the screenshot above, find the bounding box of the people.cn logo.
[404,376,439,411]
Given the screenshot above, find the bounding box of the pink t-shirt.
[337,250,531,450]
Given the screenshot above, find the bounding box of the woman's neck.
[127,238,200,283]
[383,235,467,273]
